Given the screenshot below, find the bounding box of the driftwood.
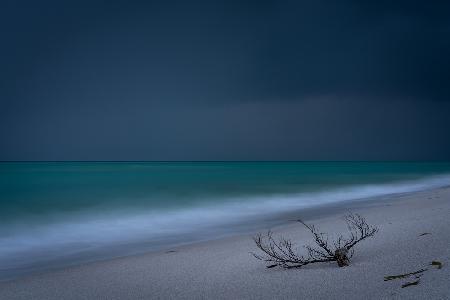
[384,261,444,288]
[384,269,428,281]
[252,213,378,269]
[401,280,420,288]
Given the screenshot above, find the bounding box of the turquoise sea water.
[1,161,450,278]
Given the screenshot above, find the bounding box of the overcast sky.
[1,0,450,160]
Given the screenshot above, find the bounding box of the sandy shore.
[1,187,449,299]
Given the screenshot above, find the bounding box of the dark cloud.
[1,0,450,160]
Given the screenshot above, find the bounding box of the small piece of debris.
[431,261,443,269]
[402,280,420,288]
[419,232,431,236]
[384,269,428,281]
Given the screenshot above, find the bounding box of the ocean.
[1,161,449,279]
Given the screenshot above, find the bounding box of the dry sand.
[1,187,449,299]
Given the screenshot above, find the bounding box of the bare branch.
[252,213,378,269]
[342,213,379,250]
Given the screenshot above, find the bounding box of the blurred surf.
[1,162,449,279]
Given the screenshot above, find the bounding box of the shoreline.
[2,165,449,283]
[0,184,445,282]
[1,186,449,299]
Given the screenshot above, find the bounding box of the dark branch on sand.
[252,213,378,269]
[384,269,428,281]
[401,280,420,288]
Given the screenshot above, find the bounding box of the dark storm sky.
[1,0,450,160]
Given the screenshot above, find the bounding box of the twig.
[384,269,428,281]
[419,232,431,236]
[401,280,420,288]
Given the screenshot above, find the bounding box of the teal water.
[1,161,450,278]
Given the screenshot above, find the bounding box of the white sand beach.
[1,187,449,299]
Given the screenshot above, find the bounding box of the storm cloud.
[1,0,450,160]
